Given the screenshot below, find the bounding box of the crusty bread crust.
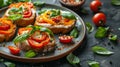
[34,21,75,34]
[4,8,36,27]
[0,24,16,42]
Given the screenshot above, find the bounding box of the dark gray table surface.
[0,0,120,67]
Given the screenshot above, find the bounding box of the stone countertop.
[0,0,120,67]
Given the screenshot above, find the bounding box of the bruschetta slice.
[34,9,76,34]
[14,25,55,53]
[0,18,16,42]
[4,2,36,27]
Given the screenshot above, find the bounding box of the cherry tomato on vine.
[92,13,106,26]
[90,0,102,12]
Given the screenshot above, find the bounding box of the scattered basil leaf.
[88,61,100,67]
[0,0,12,7]
[62,12,76,20]
[111,0,120,6]
[95,27,108,38]
[118,28,120,30]
[70,27,79,38]
[108,34,117,41]
[18,0,31,2]
[8,14,22,21]
[86,22,94,33]
[0,58,4,62]
[80,8,88,14]
[92,46,114,55]
[4,62,15,67]
[33,2,45,7]
[66,53,80,65]
[50,9,60,17]
[25,50,36,58]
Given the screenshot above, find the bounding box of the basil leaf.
[86,22,94,33]
[111,0,120,6]
[70,27,79,38]
[25,50,36,58]
[50,9,60,17]
[118,28,120,30]
[66,53,80,65]
[33,2,45,7]
[8,14,22,21]
[88,61,100,67]
[4,62,15,67]
[0,0,12,7]
[92,46,114,55]
[38,9,47,15]
[18,0,31,2]
[108,34,117,41]
[13,33,29,43]
[95,27,108,38]
[62,12,76,20]
[0,58,4,62]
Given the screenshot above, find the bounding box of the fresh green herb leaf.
[108,34,117,41]
[25,50,36,58]
[0,0,12,7]
[0,58,4,62]
[111,0,120,6]
[95,27,108,38]
[33,2,45,7]
[70,27,79,38]
[66,53,80,65]
[86,22,94,33]
[18,0,31,2]
[50,9,60,17]
[62,12,76,20]
[92,46,114,55]
[13,33,29,43]
[4,62,15,67]
[38,9,47,15]
[8,14,22,21]
[88,61,100,67]
[80,8,88,14]
[118,28,120,30]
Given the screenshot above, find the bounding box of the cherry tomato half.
[90,0,102,12]
[59,35,73,44]
[0,23,10,30]
[8,46,20,55]
[92,13,106,26]
[28,37,50,49]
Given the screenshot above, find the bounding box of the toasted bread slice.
[0,18,16,42]
[4,2,36,27]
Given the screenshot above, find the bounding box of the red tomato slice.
[0,24,10,30]
[31,31,47,42]
[23,10,32,18]
[8,46,20,55]
[28,37,50,49]
[59,35,72,44]
[18,28,32,35]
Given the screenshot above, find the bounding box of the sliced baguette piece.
[0,18,16,42]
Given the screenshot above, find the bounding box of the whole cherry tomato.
[59,35,73,44]
[90,0,102,12]
[92,13,106,26]
[0,24,10,30]
[8,46,20,55]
